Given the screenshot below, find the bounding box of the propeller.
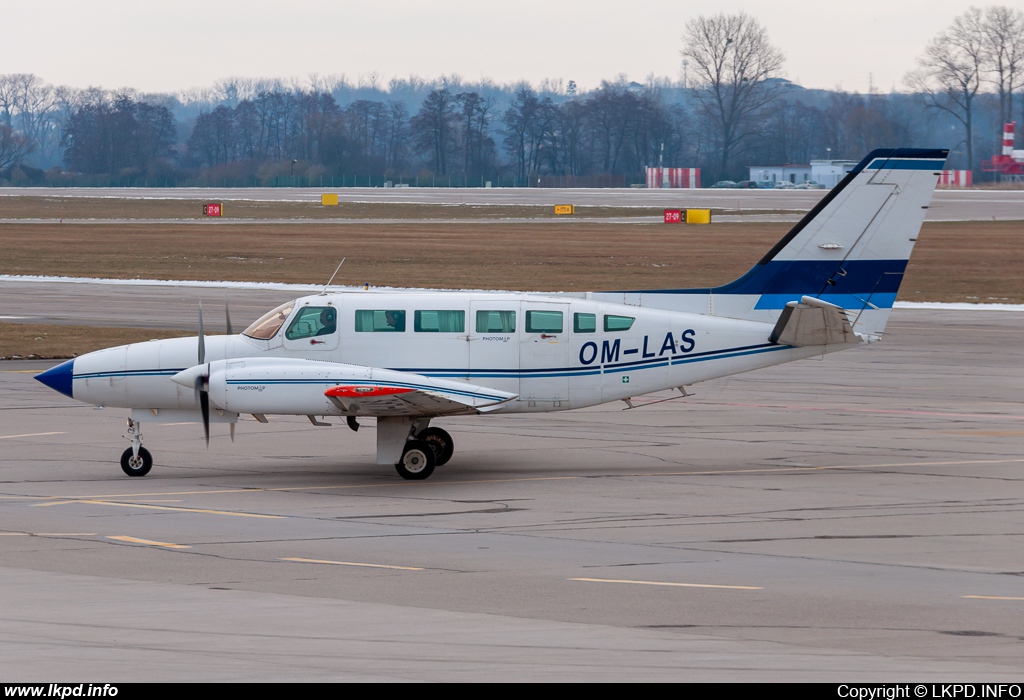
[197,303,210,447]
[225,300,234,336]
[175,301,237,447]
[225,300,234,442]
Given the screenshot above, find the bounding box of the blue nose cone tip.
[35,359,75,399]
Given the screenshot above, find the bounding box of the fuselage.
[48,289,825,416]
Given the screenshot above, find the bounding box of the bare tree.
[455,91,496,181]
[907,8,986,170]
[0,123,32,171]
[982,5,1024,130]
[501,85,540,182]
[410,88,457,175]
[681,12,785,177]
[0,74,20,127]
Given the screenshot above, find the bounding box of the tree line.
[1,7,1022,186]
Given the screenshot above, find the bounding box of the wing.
[324,378,517,417]
[200,357,518,418]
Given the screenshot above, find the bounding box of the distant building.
[810,160,859,188]
[748,164,811,186]
[748,159,858,188]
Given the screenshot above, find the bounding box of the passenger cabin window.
[604,315,635,332]
[355,310,406,332]
[415,310,465,333]
[242,302,295,340]
[526,310,563,333]
[285,306,337,340]
[574,313,596,333]
[476,310,516,333]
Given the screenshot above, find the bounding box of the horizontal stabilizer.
[769,296,872,347]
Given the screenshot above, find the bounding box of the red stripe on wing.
[325,385,416,398]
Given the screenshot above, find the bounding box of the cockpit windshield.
[242,302,295,340]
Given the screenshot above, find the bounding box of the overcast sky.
[4,0,1023,95]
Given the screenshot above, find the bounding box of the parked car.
[794,180,826,189]
[709,180,736,188]
[733,180,760,188]
[773,181,796,189]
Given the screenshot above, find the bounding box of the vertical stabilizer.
[596,148,948,336]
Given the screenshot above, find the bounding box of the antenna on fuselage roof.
[320,258,346,295]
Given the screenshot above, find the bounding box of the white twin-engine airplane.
[36,148,948,480]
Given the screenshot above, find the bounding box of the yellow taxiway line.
[962,595,1024,601]
[106,535,190,549]
[0,432,66,440]
[281,557,424,571]
[570,577,762,590]
[31,499,281,519]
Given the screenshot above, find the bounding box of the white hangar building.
[748,159,859,188]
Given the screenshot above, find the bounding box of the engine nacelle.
[206,357,372,416]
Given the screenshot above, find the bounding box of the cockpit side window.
[285,306,338,340]
[242,302,295,340]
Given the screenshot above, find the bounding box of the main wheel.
[395,440,436,480]
[120,447,153,477]
[417,427,454,466]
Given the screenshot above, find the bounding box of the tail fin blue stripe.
[617,259,907,296]
[754,293,897,310]
[865,158,946,170]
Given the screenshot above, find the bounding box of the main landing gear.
[416,427,454,467]
[121,418,153,477]
[392,424,455,481]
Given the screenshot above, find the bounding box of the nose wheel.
[121,418,153,476]
[120,446,153,476]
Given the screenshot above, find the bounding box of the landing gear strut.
[378,417,456,480]
[121,418,153,477]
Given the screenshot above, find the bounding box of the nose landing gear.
[120,418,153,477]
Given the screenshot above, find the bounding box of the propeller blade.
[229,422,235,443]
[225,302,234,336]
[194,303,211,447]
[198,382,210,447]
[198,303,206,365]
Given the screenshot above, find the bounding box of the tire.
[395,440,436,480]
[417,427,454,467]
[120,446,153,477]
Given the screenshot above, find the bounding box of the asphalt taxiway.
[1,306,1022,681]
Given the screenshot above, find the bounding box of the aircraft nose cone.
[35,359,75,399]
